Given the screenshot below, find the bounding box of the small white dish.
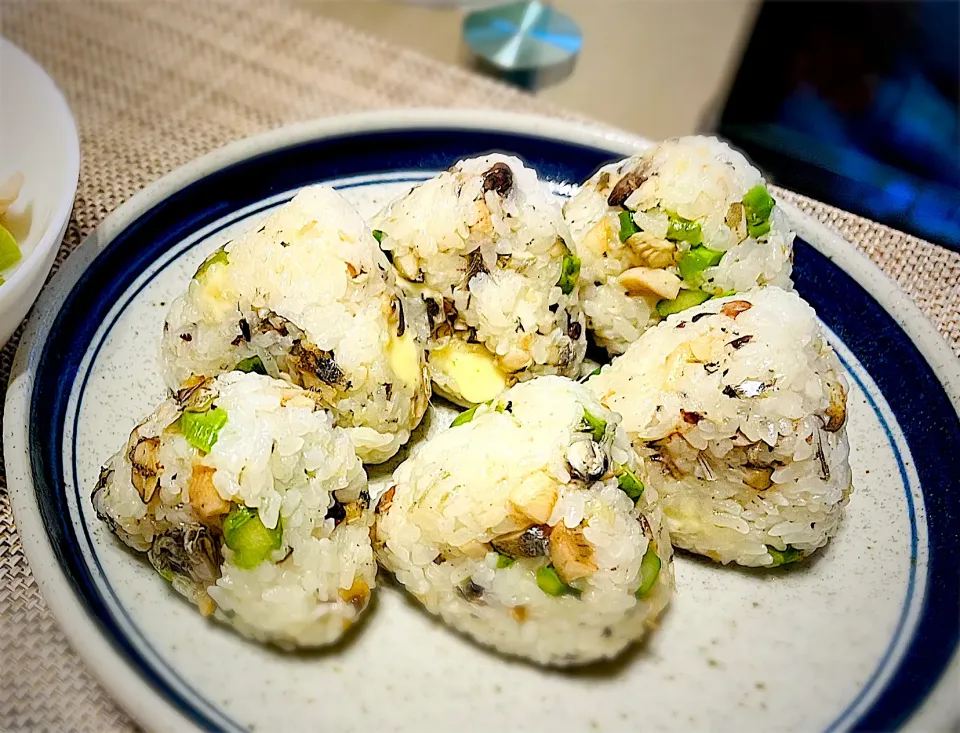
[0,38,80,345]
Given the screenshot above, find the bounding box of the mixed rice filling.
[564,136,795,355]
[372,155,587,406]
[92,372,377,648]
[161,185,430,463]
[589,287,852,567]
[90,135,853,660]
[373,376,673,665]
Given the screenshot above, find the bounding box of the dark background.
[718,0,959,249]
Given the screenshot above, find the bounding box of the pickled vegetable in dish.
[0,172,25,284]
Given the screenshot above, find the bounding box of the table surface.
[307,0,759,139]
[0,2,957,730]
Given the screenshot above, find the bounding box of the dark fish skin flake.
[128,434,162,502]
[492,524,551,558]
[729,335,753,349]
[691,312,713,323]
[313,353,344,385]
[90,466,116,525]
[393,298,406,337]
[815,431,830,481]
[93,464,113,498]
[681,410,702,425]
[325,499,347,526]
[239,318,251,342]
[433,322,454,340]
[720,300,753,319]
[148,524,222,589]
[723,380,770,398]
[258,312,290,337]
[565,309,583,341]
[607,163,650,208]
[291,341,345,386]
[175,378,218,411]
[703,362,720,374]
[637,513,653,540]
[457,578,486,604]
[482,162,514,196]
[430,299,459,337]
[180,333,192,342]
[465,250,488,284]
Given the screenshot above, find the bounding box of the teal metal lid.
[463,1,582,85]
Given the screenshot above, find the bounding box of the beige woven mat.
[0,1,957,730]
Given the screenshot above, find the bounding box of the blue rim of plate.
[26,126,959,731]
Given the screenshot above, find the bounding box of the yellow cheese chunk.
[388,330,422,389]
[509,472,558,524]
[196,263,236,320]
[429,340,508,405]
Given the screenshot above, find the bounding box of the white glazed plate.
[5,111,959,732]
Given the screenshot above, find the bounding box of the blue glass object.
[463,1,581,76]
[717,0,960,249]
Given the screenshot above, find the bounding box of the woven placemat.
[0,2,957,730]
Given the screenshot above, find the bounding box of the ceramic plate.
[5,111,958,732]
